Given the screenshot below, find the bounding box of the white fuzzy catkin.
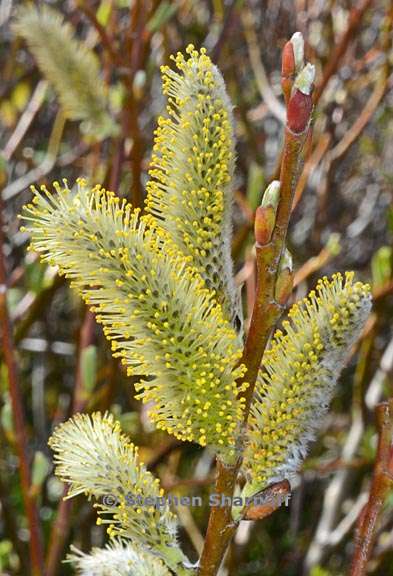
[49,412,187,571]
[13,5,117,139]
[67,540,171,576]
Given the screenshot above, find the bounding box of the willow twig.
[45,309,96,576]
[198,50,312,576]
[2,110,66,201]
[76,1,123,67]
[0,188,44,575]
[271,0,373,182]
[313,0,374,104]
[2,80,48,162]
[350,399,393,576]
[241,6,286,124]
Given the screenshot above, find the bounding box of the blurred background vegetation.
[0,0,392,574]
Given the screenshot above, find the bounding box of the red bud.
[281,41,295,78]
[244,480,291,521]
[287,89,313,133]
[255,205,275,246]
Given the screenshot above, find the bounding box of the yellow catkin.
[145,45,242,331]
[49,412,182,567]
[242,272,371,496]
[21,180,247,460]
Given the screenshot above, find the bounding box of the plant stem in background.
[45,311,96,576]
[313,0,374,105]
[350,399,393,576]
[0,188,44,575]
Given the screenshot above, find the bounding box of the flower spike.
[21,181,247,459]
[49,413,186,570]
[67,540,172,576]
[242,273,371,497]
[13,5,117,139]
[145,45,242,331]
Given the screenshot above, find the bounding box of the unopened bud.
[287,89,313,134]
[290,32,304,72]
[287,64,315,133]
[275,249,293,305]
[254,181,280,246]
[261,180,280,209]
[281,41,295,105]
[243,480,291,521]
[282,32,304,78]
[281,41,295,78]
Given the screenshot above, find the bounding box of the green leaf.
[0,400,13,435]
[32,451,50,488]
[97,0,112,26]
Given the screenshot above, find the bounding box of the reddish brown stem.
[0,195,45,575]
[45,309,95,576]
[45,496,73,576]
[350,400,393,576]
[76,1,124,67]
[198,117,310,576]
[197,460,239,575]
[240,125,308,413]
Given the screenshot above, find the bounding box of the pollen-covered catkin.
[242,273,371,496]
[49,412,184,568]
[21,180,247,459]
[145,45,242,331]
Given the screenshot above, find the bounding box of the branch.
[2,81,48,162]
[350,399,393,576]
[2,110,66,201]
[313,0,374,104]
[305,334,393,571]
[270,0,373,182]
[197,42,313,576]
[0,184,44,574]
[76,1,124,68]
[45,309,96,576]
